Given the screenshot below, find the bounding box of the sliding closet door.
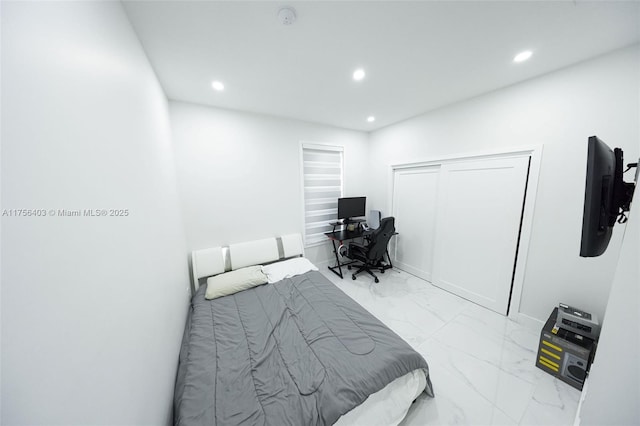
[431,156,529,315]
[392,166,439,281]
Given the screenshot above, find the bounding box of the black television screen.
[338,197,366,220]
[580,136,636,257]
[580,136,616,257]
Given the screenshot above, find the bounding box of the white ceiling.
[123,1,639,132]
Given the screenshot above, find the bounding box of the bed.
[174,233,433,426]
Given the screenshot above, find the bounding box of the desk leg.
[382,235,396,271]
[328,239,344,279]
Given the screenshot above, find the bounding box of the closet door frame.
[388,145,543,320]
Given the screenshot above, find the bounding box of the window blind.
[301,145,343,246]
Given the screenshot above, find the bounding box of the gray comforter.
[174,270,433,426]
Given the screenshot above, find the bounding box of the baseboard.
[573,375,589,425]
[313,258,332,269]
[512,312,545,330]
[393,261,431,282]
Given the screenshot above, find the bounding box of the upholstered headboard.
[229,237,279,270]
[190,233,305,291]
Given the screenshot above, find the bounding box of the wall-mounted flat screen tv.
[580,136,636,257]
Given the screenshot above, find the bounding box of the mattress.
[335,369,427,426]
[174,270,433,425]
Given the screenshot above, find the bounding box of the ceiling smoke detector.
[278,7,297,25]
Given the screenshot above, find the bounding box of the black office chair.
[346,217,395,283]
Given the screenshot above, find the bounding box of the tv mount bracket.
[615,150,638,224]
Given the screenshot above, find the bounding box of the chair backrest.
[368,209,382,230]
[366,217,395,261]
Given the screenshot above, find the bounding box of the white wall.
[169,101,369,266]
[368,46,639,322]
[578,185,639,425]
[1,2,189,425]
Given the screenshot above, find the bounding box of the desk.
[325,228,396,279]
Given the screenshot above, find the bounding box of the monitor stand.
[342,218,365,232]
[341,218,365,225]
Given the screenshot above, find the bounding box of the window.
[301,143,344,246]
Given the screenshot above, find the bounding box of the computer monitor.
[580,136,636,257]
[338,197,366,222]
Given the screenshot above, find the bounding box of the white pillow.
[262,257,318,284]
[205,265,268,300]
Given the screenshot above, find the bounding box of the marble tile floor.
[320,266,582,426]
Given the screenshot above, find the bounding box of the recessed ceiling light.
[513,50,533,63]
[367,116,375,123]
[353,68,366,81]
[211,81,225,91]
[277,7,297,26]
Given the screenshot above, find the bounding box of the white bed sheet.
[335,369,427,426]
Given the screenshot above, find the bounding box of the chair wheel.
[380,270,385,274]
[347,265,351,270]
[352,275,356,280]
[374,278,379,283]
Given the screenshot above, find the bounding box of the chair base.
[350,261,390,283]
